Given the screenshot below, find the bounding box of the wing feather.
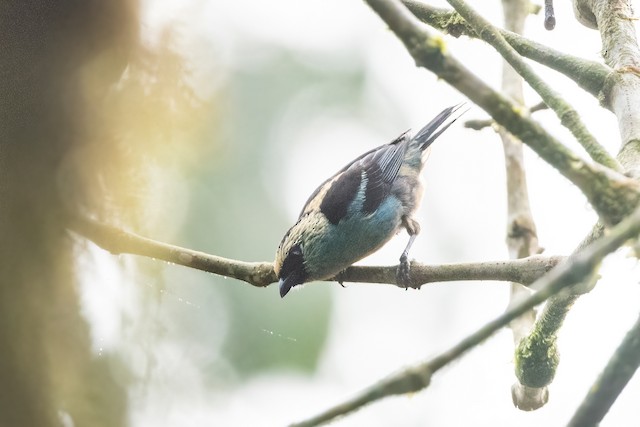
[298,131,410,223]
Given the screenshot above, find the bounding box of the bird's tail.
[413,103,467,151]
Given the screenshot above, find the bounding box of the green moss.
[409,36,447,72]
[440,11,474,38]
[515,330,560,388]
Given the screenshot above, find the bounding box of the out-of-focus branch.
[446,0,621,172]
[365,0,640,227]
[402,1,611,98]
[288,202,640,427]
[68,215,563,289]
[566,311,640,427]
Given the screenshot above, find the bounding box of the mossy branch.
[364,0,640,227]
[68,215,562,289]
[517,0,640,411]
[513,223,604,396]
[402,0,611,98]
[445,0,621,172]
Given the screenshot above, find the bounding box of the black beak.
[279,271,306,298]
[279,276,295,298]
[277,244,307,298]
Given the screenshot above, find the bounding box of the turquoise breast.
[305,195,403,280]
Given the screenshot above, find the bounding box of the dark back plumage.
[298,131,409,219]
[298,104,464,221]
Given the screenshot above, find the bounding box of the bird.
[274,104,464,298]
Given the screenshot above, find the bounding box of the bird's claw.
[335,270,347,288]
[396,256,412,289]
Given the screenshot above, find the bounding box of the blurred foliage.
[182,47,368,377]
[67,29,210,235]
[70,9,373,401]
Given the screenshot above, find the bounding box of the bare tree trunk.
[0,2,135,425]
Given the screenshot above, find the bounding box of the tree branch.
[68,215,562,289]
[516,0,640,409]
[70,215,277,287]
[566,311,640,427]
[402,1,611,99]
[289,202,640,427]
[513,223,603,405]
[544,0,556,30]
[498,0,546,412]
[464,101,548,131]
[446,0,621,172]
[578,0,640,178]
[343,256,562,288]
[364,0,640,227]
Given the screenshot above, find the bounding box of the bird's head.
[274,224,309,298]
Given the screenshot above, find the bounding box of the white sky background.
[84,0,640,426]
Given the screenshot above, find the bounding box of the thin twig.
[288,203,640,427]
[530,101,549,113]
[544,0,556,30]
[70,214,277,287]
[464,102,548,131]
[446,0,622,172]
[68,215,562,289]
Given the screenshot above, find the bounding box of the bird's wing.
[358,134,409,215]
[299,132,410,224]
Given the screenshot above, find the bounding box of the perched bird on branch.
[275,104,465,297]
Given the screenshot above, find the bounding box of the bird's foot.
[396,256,412,289]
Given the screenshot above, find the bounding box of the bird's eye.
[291,244,303,256]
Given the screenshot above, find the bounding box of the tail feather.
[413,103,466,150]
